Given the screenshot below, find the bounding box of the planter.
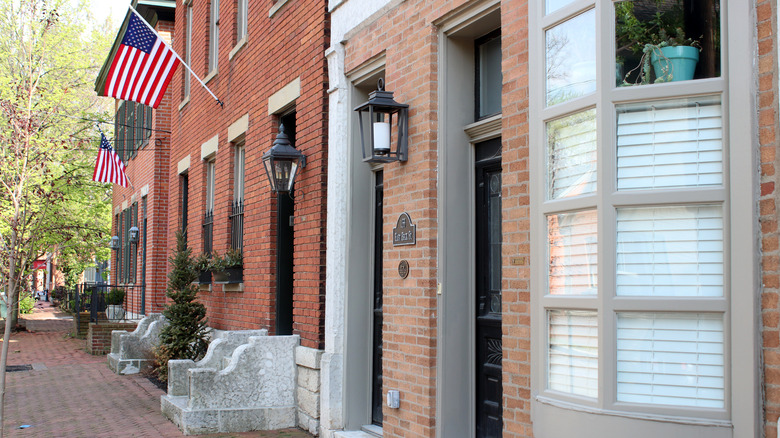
[198,270,212,284]
[213,267,243,284]
[650,45,699,82]
[105,305,125,321]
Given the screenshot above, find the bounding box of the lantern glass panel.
[263,158,277,191]
[274,160,293,191]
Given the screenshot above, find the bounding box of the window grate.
[230,200,244,251]
[203,210,214,255]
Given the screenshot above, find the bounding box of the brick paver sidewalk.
[0,301,314,438]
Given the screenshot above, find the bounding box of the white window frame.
[209,0,220,75]
[529,1,759,437]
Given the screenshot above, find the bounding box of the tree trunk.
[0,294,13,438]
[0,223,21,437]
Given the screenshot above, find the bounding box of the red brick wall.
[110,20,174,316]
[760,1,779,436]
[169,0,329,348]
[87,322,137,355]
[342,0,532,436]
[500,2,532,436]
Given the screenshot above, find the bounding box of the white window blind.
[234,145,245,202]
[209,0,220,72]
[547,109,597,199]
[237,0,248,41]
[185,4,192,97]
[549,310,598,398]
[616,96,722,191]
[617,313,724,408]
[206,160,216,211]
[548,210,598,295]
[616,205,723,297]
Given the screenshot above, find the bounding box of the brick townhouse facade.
[323,0,777,437]
[101,1,175,317]
[168,0,329,348]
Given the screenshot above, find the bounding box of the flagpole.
[127,4,223,107]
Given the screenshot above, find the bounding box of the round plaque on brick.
[398,260,409,279]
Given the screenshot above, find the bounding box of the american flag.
[103,12,180,109]
[93,133,129,188]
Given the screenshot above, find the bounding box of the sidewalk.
[1,301,314,438]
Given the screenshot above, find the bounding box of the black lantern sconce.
[262,123,306,194]
[109,236,120,250]
[354,78,409,163]
[129,226,140,244]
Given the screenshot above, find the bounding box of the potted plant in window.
[194,253,212,284]
[616,0,701,85]
[210,248,243,284]
[105,288,126,321]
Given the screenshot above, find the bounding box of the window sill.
[534,395,731,430]
[178,95,190,111]
[204,69,218,84]
[229,37,247,60]
[361,424,382,437]
[269,0,291,18]
[222,283,244,292]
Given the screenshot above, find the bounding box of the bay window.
[530,1,756,436]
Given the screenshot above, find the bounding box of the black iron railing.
[203,210,214,255]
[64,283,146,325]
[230,200,244,251]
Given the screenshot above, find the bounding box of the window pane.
[546,9,596,106]
[617,96,723,190]
[549,309,598,398]
[548,210,597,295]
[616,205,723,297]
[615,0,721,85]
[617,312,724,408]
[547,108,596,199]
[477,33,502,118]
[546,0,576,15]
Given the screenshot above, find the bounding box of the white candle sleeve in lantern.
[373,121,391,154]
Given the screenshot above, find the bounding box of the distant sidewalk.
[18,299,73,332]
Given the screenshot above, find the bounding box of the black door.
[371,170,384,426]
[475,138,502,437]
[276,112,296,336]
[275,191,294,335]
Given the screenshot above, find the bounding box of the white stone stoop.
[107,313,167,375]
[161,332,299,435]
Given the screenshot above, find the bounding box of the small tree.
[155,231,209,382]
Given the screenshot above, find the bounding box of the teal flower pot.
[650,46,699,82]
